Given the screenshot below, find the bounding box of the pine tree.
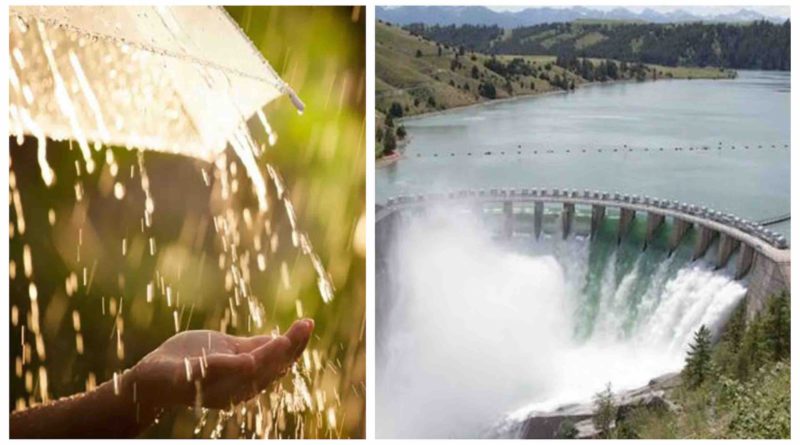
[683,325,713,388]
[763,292,790,361]
[556,419,578,439]
[471,65,480,79]
[714,301,746,378]
[382,130,397,156]
[592,383,616,438]
[736,316,767,380]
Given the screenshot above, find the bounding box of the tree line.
[406,20,790,70]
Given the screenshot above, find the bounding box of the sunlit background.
[9,6,365,438]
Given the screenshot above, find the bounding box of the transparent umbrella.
[9,5,303,211]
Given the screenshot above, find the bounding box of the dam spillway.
[375,188,790,438]
[377,188,789,319]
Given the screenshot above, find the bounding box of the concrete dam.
[375,188,790,438]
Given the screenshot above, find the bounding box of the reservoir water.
[377,70,790,239]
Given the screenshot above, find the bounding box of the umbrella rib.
[11,8,297,101]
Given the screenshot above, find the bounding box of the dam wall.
[376,188,790,320]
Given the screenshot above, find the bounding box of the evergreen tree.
[383,130,397,155]
[714,301,747,378]
[592,383,616,438]
[477,81,496,99]
[763,291,790,361]
[388,102,404,118]
[556,419,578,439]
[683,325,713,388]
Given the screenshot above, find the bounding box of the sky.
[487,6,790,19]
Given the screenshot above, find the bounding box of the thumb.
[284,318,315,360]
[249,335,293,388]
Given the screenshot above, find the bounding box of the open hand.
[128,319,314,410]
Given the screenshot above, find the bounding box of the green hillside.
[406,20,791,70]
[376,20,566,116]
[376,20,734,158]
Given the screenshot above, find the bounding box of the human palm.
[130,319,313,410]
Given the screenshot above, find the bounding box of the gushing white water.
[377,208,746,438]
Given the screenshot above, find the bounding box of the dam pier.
[377,188,790,319]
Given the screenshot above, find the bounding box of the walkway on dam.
[377,188,790,265]
[377,188,791,320]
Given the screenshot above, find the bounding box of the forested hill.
[404,20,791,70]
[375,20,733,157]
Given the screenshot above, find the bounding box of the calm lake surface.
[377,70,790,238]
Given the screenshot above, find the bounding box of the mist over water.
[377,208,746,438]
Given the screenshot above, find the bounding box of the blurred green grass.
[9,6,364,438]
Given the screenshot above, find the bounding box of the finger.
[249,336,294,387]
[250,336,292,369]
[284,318,314,360]
[232,334,275,353]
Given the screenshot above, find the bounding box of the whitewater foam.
[377,207,746,438]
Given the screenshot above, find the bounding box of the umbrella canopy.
[8,5,302,167]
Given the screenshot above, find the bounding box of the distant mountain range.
[376,6,787,27]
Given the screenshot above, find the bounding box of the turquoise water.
[376,71,790,239]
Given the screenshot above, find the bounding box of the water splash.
[378,208,746,438]
[8,8,340,438]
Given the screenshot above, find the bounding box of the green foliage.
[408,20,791,70]
[720,361,790,439]
[477,81,497,99]
[716,293,790,382]
[470,65,480,79]
[388,102,404,118]
[714,301,748,380]
[617,293,790,439]
[10,6,367,438]
[592,383,616,438]
[556,419,578,439]
[613,416,640,439]
[382,129,397,155]
[763,291,790,361]
[377,21,732,119]
[556,55,652,83]
[395,125,407,140]
[683,325,713,389]
[405,22,503,51]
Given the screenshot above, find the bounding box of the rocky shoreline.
[497,372,682,439]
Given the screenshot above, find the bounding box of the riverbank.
[395,68,736,122]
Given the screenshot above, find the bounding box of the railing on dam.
[377,188,790,281]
